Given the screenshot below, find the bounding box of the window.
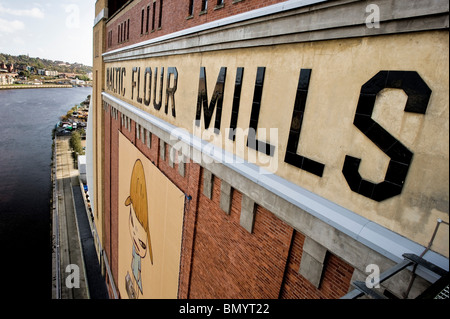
[127,19,130,40]
[215,0,224,10]
[146,6,150,33]
[152,1,156,31]
[116,20,129,44]
[188,0,194,16]
[158,0,163,29]
[141,8,145,34]
[201,0,208,12]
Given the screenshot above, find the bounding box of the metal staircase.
[341,253,448,299]
[342,219,449,299]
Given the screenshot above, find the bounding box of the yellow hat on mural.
[125,159,153,264]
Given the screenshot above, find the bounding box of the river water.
[0,87,92,298]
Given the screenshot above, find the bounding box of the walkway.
[52,135,108,299]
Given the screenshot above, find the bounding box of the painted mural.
[118,133,185,299]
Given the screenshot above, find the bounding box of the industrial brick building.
[88,0,449,299]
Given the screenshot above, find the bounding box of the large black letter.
[106,68,111,91]
[228,67,244,141]
[165,67,178,117]
[136,67,142,104]
[115,68,120,94]
[195,67,227,133]
[131,67,137,100]
[143,67,151,106]
[246,67,275,157]
[121,67,126,96]
[284,69,325,177]
[153,67,164,111]
[343,71,431,201]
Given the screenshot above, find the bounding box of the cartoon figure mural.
[124,159,153,299]
[118,133,185,299]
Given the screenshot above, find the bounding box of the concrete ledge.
[169,146,175,168]
[160,140,166,161]
[299,237,327,288]
[94,8,108,27]
[140,125,145,144]
[220,181,232,215]
[299,252,325,288]
[303,236,327,262]
[240,195,255,233]
[203,169,213,199]
[146,130,151,148]
[178,152,186,177]
[136,124,141,140]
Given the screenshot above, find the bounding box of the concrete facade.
[89,0,449,299]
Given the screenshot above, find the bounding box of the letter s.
[343,71,431,201]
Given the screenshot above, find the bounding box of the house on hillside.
[0,72,17,85]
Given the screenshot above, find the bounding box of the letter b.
[224,304,230,314]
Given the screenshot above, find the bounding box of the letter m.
[195,67,227,133]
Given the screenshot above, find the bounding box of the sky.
[0,0,95,66]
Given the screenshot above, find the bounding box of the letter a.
[65,264,80,289]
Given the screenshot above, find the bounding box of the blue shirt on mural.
[131,244,143,294]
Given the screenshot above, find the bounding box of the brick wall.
[188,174,293,298]
[279,231,354,299]
[106,0,289,52]
[102,102,354,298]
[110,108,120,290]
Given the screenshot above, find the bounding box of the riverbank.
[51,135,89,299]
[51,135,108,299]
[0,84,85,90]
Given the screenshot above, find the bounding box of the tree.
[19,70,30,78]
[70,131,83,156]
[76,75,90,81]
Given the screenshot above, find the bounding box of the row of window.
[189,0,225,16]
[107,19,131,47]
[119,19,130,44]
[107,1,163,47]
[140,0,163,35]
[107,0,240,48]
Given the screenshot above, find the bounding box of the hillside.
[0,53,92,75]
